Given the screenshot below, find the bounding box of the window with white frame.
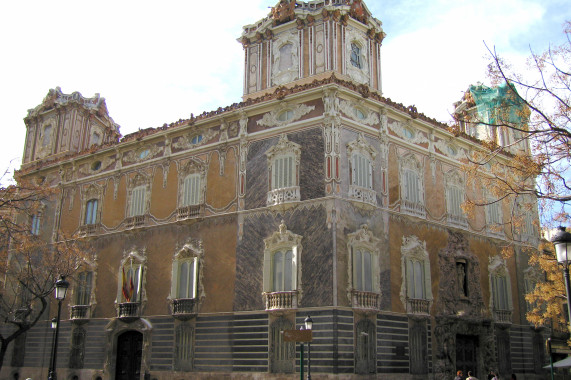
[400,235,433,314]
[399,154,425,217]
[485,197,503,235]
[265,135,301,206]
[353,248,373,292]
[84,199,98,225]
[181,174,201,207]
[350,42,362,69]
[263,221,302,309]
[174,258,198,299]
[347,133,377,206]
[170,240,203,315]
[491,274,509,310]
[75,271,93,306]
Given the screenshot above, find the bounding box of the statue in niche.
[456,261,467,297]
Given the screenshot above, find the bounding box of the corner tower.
[22,87,120,166]
[239,0,385,99]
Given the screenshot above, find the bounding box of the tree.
[453,22,570,330]
[0,170,91,371]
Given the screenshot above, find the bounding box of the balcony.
[349,185,377,207]
[117,302,140,322]
[125,215,147,230]
[352,290,381,311]
[493,309,512,324]
[177,205,203,221]
[406,298,430,315]
[447,214,468,229]
[401,200,426,218]
[171,298,198,320]
[487,226,505,239]
[267,186,300,206]
[78,223,99,237]
[263,291,298,311]
[70,305,91,321]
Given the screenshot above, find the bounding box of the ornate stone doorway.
[456,334,478,378]
[115,331,143,380]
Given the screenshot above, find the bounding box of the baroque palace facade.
[5,0,551,379]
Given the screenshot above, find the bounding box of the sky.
[0,0,569,184]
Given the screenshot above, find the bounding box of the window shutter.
[191,257,198,299]
[171,261,179,298]
[353,249,362,290]
[291,246,297,291]
[284,250,293,291]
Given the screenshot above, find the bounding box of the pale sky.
[1,0,569,184]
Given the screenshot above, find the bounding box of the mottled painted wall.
[235,205,332,311]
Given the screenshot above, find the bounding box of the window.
[278,43,293,72]
[350,43,362,69]
[182,174,201,207]
[409,319,428,374]
[270,317,295,373]
[138,149,150,160]
[42,125,52,147]
[175,324,194,371]
[406,259,425,299]
[355,319,376,374]
[69,327,86,369]
[84,199,98,225]
[30,214,41,235]
[129,185,146,217]
[351,154,372,189]
[400,154,425,217]
[175,258,198,299]
[485,198,503,236]
[90,131,101,146]
[353,249,373,292]
[403,128,414,139]
[445,171,467,228]
[121,264,142,302]
[491,275,509,310]
[75,271,93,306]
[489,256,512,322]
[277,109,294,122]
[400,235,433,314]
[355,108,366,120]
[263,222,302,310]
[265,135,301,206]
[272,249,294,291]
[170,240,203,316]
[347,225,381,309]
[191,135,203,145]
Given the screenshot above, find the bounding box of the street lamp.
[48,276,69,380]
[304,315,313,380]
[552,226,571,331]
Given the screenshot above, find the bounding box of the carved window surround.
[271,31,300,86]
[488,255,513,325]
[115,249,147,322]
[347,225,381,310]
[265,135,301,207]
[262,221,303,311]
[400,235,433,315]
[169,239,205,320]
[257,102,315,129]
[70,262,97,322]
[399,153,425,218]
[345,28,369,85]
[176,159,207,221]
[347,133,377,207]
[125,172,152,228]
[445,169,468,229]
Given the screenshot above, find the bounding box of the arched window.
[347,133,377,206]
[400,235,433,315]
[278,43,294,71]
[265,135,301,206]
[272,249,294,291]
[347,225,381,310]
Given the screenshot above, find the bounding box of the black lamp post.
[551,226,571,331]
[47,276,69,380]
[304,315,313,380]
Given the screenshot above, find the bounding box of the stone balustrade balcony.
[493,309,512,324]
[406,298,430,315]
[171,298,198,319]
[267,186,300,206]
[71,305,91,320]
[349,185,377,207]
[401,200,426,218]
[447,214,468,229]
[351,290,381,311]
[125,215,147,229]
[117,302,140,322]
[177,205,203,221]
[263,291,298,311]
[78,223,99,237]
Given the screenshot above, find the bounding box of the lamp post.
[47,276,69,380]
[304,315,313,380]
[552,226,571,331]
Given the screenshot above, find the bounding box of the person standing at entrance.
[454,370,463,380]
[467,371,478,380]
